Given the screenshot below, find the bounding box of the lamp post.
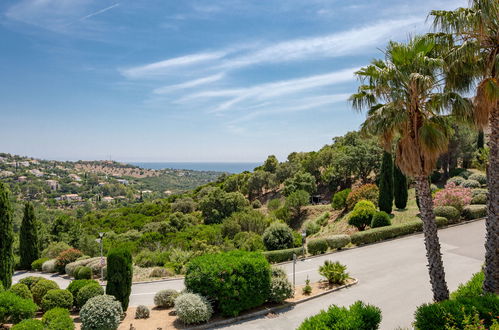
[301,230,306,260]
[97,232,104,282]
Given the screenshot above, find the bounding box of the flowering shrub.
[433,182,472,212]
[80,295,123,330]
[346,184,379,210]
[55,249,83,274]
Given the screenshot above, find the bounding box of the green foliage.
[31,258,48,271]
[263,155,279,173]
[0,291,37,324]
[262,247,304,263]
[19,202,39,270]
[305,221,320,237]
[41,259,57,273]
[268,198,281,211]
[346,184,379,210]
[447,176,464,186]
[462,205,487,220]
[226,210,269,235]
[319,261,348,285]
[18,276,43,290]
[8,283,32,301]
[31,279,59,305]
[80,295,123,330]
[283,172,317,196]
[451,271,484,300]
[331,189,351,210]
[75,266,92,280]
[135,305,150,319]
[262,222,294,251]
[174,293,213,324]
[307,239,328,255]
[414,294,499,330]
[185,250,271,317]
[41,242,72,259]
[325,235,351,249]
[154,289,179,308]
[471,193,487,204]
[76,283,104,309]
[106,247,133,310]
[370,211,391,228]
[462,179,481,188]
[42,307,75,330]
[67,279,98,300]
[11,319,44,330]
[393,165,408,209]
[171,197,196,214]
[298,301,382,330]
[252,199,262,209]
[348,200,376,231]
[303,277,312,295]
[315,212,330,226]
[433,206,461,222]
[378,152,394,214]
[55,248,83,273]
[233,232,265,251]
[268,270,293,303]
[198,188,249,224]
[285,190,310,220]
[0,181,14,289]
[468,173,487,185]
[41,289,73,311]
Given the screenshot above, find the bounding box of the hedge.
[325,235,351,249]
[433,206,460,223]
[262,247,304,263]
[462,205,487,220]
[307,239,328,255]
[351,217,448,246]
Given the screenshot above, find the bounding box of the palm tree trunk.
[484,106,499,294]
[415,176,450,301]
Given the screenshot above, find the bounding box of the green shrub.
[185,250,271,317]
[394,165,408,209]
[414,294,499,330]
[41,242,71,259]
[133,251,168,268]
[302,278,312,295]
[233,232,265,251]
[31,279,59,305]
[346,184,379,210]
[252,200,262,209]
[262,247,304,263]
[31,258,48,271]
[450,271,484,300]
[348,200,376,231]
[135,305,150,319]
[471,193,487,204]
[298,301,382,330]
[41,259,57,273]
[462,179,481,188]
[462,205,487,220]
[447,176,464,186]
[41,289,73,311]
[154,289,179,308]
[468,173,487,184]
[262,222,294,251]
[65,257,102,277]
[80,295,123,330]
[77,283,104,309]
[8,283,32,300]
[449,168,469,178]
[67,279,98,300]
[106,247,133,310]
[319,261,348,285]
[75,266,92,280]
[11,319,44,329]
[0,283,3,292]
[0,291,37,324]
[433,206,460,222]
[55,248,83,274]
[315,212,330,226]
[42,307,75,330]
[292,231,303,247]
[472,188,488,197]
[268,271,293,303]
[174,293,213,324]
[307,239,328,255]
[18,276,43,290]
[267,198,281,211]
[325,235,351,249]
[371,211,391,228]
[305,221,321,237]
[332,189,351,210]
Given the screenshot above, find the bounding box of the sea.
[130,162,261,174]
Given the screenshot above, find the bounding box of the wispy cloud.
[153,73,225,94]
[79,3,119,21]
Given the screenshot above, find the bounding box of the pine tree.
[393,164,408,209]
[106,247,133,310]
[19,202,39,270]
[378,152,394,214]
[0,181,14,289]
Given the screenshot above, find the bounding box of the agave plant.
[318,260,348,285]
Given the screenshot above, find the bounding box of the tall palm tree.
[430,0,499,294]
[350,35,472,301]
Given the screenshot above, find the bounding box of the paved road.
[13,220,485,329]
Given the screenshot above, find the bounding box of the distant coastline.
[130,162,260,174]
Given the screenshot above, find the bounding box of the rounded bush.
[154,289,179,308]
[41,289,73,311]
[8,283,32,301]
[252,199,262,209]
[319,260,349,285]
[462,179,481,188]
[346,184,379,210]
[75,266,92,280]
[348,200,376,231]
[42,307,75,330]
[174,293,213,325]
[456,170,472,179]
[80,295,123,330]
[371,211,391,228]
[31,279,59,305]
[331,189,351,210]
[41,259,57,273]
[325,235,351,250]
[67,279,98,299]
[18,276,44,290]
[447,176,464,186]
[269,274,293,303]
[307,239,328,255]
[262,222,294,251]
[135,305,150,319]
[56,249,83,274]
[150,267,171,278]
[77,283,104,309]
[41,242,72,259]
[0,291,38,324]
[471,193,487,205]
[433,206,460,222]
[31,258,49,271]
[462,205,487,220]
[472,188,488,197]
[65,257,100,277]
[11,319,44,330]
[304,221,320,237]
[468,173,487,185]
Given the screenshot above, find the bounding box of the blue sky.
[0,0,466,162]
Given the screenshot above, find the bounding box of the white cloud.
[153,73,225,94]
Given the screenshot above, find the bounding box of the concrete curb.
[187,278,359,330]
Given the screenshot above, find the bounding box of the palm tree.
[430,0,499,294]
[350,35,472,301]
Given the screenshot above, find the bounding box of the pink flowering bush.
[433,182,472,212]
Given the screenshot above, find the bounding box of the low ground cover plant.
[154,289,179,308]
[135,305,150,319]
[174,292,213,324]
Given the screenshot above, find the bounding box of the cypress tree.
[19,202,39,270]
[477,130,484,149]
[0,181,14,289]
[106,247,133,310]
[393,164,408,209]
[378,151,394,214]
